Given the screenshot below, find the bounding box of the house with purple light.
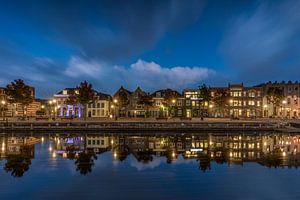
[53,88,83,118]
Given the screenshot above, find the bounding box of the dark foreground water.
[0,132,300,200]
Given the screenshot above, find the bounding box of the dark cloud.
[3,0,205,63]
[0,0,208,97]
[220,0,300,83]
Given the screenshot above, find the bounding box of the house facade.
[262,81,300,118]
[86,91,111,118]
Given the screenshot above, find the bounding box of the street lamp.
[263,105,268,117]
[0,100,6,121]
[282,100,287,118]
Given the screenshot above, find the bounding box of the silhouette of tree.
[4,154,32,177]
[212,89,229,117]
[266,87,284,116]
[75,151,97,175]
[76,81,94,120]
[199,84,211,117]
[197,152,211,172]
[260,148,283,168]
[5,79,34,116]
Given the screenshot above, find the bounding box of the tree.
[76,81,94,120]
[266,87,284,116]
[199,84,211,117]
[212,88,229,117]
[75,151,97,175]
[4,146,33,177]
[197,152,211,172]
[5,79,34,116]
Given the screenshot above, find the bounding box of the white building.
[86,91,111,118]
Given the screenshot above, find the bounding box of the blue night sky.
[0,0,300,98]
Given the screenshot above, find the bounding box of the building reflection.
[0,135,39,177]
[1,133,300,177]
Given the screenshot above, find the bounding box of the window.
[101,140,104,145]
[101,103,104,108]
[97,103,100,108]
[186,100,191,106]
[248,101,255,106]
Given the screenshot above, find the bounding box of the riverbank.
[0,119,296,133]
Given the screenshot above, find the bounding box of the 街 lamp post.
[1,100,6,121]
[48,99,57,121]
[282,100,287,119]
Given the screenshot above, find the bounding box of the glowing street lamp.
[282,100,287,118]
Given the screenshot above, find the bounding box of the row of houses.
[1,80,300,119]
[52,81,300,119]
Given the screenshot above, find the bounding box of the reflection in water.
[1,133,300,177]
[75,151,97,175]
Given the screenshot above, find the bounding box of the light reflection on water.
[0,132,300,200]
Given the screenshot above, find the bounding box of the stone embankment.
[0,120,285,133]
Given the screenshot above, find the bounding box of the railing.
[0,121,278,130]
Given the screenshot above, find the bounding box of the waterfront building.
[261,81,300,118]
[53,88,83,118]
[228,83,263,118]
[86,91,111,118]
[112,86,132,117]
[183,89,201,118]
[150,89,183,118]
[127,87,149,118]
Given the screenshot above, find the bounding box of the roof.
[95,91,112,100]
[151,88,182,98]
[113,86,132,97]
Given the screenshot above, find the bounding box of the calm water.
[0,132,300,200]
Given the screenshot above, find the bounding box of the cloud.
[130,156,166,171]
[65,56,102,78]
[220,0,300,83]
[64,57,215,93]
[116,59,215,90]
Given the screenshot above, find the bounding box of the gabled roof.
[95,91,112,100]
[113,86,132,97]
[132,86,147,97]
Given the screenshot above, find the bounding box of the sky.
[0,0,300,98]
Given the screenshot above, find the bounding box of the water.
[0,133,300,200]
